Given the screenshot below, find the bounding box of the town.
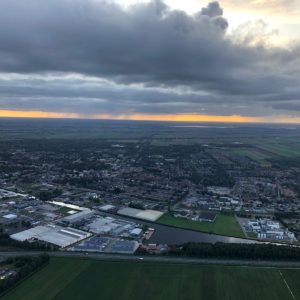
[0,120,299,257]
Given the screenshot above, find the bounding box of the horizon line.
[1,115,300,126]
[0,109,300,125]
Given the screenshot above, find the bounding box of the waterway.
[103,212,260,245]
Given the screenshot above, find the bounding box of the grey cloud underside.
[0,0,299,116]
[0,75,298,116]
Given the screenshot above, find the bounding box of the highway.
[1,251,300,268]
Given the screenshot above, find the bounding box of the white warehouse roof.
[99,204,115,211]
[10,224,91,248]
[3,214,17,220]
[62,210,94,223]
[118,208,164,221]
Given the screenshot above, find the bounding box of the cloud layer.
[0,0,299,118]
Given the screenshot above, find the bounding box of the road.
[1,251,300,268]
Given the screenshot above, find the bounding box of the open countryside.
[2,257,300,300]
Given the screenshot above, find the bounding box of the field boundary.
[279,270,296,300]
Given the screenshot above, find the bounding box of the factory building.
[10,224,91,248]
[118,207,163,222]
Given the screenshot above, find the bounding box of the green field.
[151,138,201,146]
[232,148,272,166]
[255,143,300,158]
[2,258,300,300]
[158,214,245,238]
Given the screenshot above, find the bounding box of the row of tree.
[0,254,50,295]
[0,234,55,251]
[169,242,300,260]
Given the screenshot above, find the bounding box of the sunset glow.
[1,110,300,124]
[0,110,81,119]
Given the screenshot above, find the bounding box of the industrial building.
[72,236,139,254]
[245,219,296,241]
[198,211,218,222]
[10,224,91,248]
[61,209,95,225]
[118,207,163,221]
[85,216,142,237]
[111,239,139,254]
[73,236,110,252]
[98,204,116,212]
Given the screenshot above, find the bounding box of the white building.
[10,224,91,248]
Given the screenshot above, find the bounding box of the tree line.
[0,234,55,251]
[168,242,300,260]
[0,254,50,295]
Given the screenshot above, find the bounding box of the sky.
[0,0,300,123]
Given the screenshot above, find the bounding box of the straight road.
[1,251,300,268]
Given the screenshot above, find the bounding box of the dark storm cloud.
[0,75,217,114]
[1,74,297,116]
[0,75,212,104]
[0,0,230,85]
[200,1,223,17]
[0,0,299,116]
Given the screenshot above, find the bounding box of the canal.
[103,212,260,245]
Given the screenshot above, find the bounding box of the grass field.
[246,232,258,239]
[2,258,300,300]
[151,138,201,146]
[232,148,272,166]
[230,141,300,166]
[158,214,245,238]
[255,143,300,158]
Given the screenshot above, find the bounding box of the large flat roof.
[62,210,94,222]
[10,224,91,248]
[118,208,163,221]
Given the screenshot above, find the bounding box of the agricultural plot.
[232,148,272,166]
[158,214,245,238]
[151,138,201,146]
[255,143,300,158]
[2,258,300,300]
[230,139,300,166]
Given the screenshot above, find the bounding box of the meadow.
[2,257,300,300]
[158,214,245,238]
[231,148,272,166]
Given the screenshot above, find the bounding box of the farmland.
[231,148,272,166]
[158,214,245,238]
[255,142,300,158]
[2,257,300,300]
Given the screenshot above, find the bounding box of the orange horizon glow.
[0,110,81,119]
[0,109,300,124]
